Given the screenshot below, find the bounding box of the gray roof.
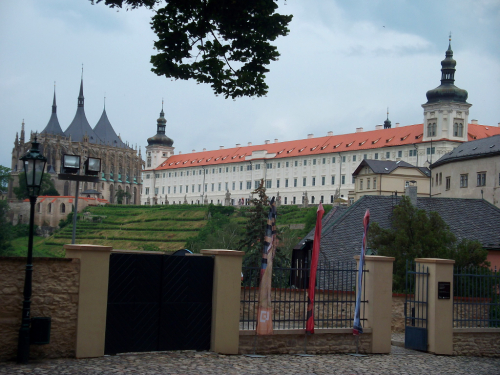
[41,90,64,136]
[317,196,500,267]
[431,134,500,168]
[93,108,128,148]
[352,159,429,176]
[63,79,101,144]
[296,205,348,248]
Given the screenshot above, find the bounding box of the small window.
[322,158,326,164]
[360,179,363,190]
[304,160,307,166]
[353,155,357,162]
[246,181,252,190]
[332,157,336,163]
[331,176,335,185]
[367,178,371,189]
[312,177,316,186]
[294,178,298,187]
[313,159,316,165]
[374,153,379,160]
[341,175,345,185]
[477,172,486,187]
[427,147,435,155]
[285,179,289,188]
[286,161,289,168]
[303,177,307,186]
[342,156,346,163]
[386,152,390,159]
[363,154,367,160]
[321,176,325,186]
[266,180,272,189]
[266,163,272,169]
[398,150,403,158]
[373,178,377,189]
[445,177,451,190]
[276,179,280,188]
[294,160,298,167]
[460,174,468,188]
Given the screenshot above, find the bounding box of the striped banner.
[353,209,370,336]
[256,197,277,335]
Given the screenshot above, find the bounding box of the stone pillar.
[415,258,455,355]
[64,244,112,358]
[355,255,395,354]
[201,249,244,354]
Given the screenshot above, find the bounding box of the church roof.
[41,90,64,136]
[148,123,500,172]
[431,134,500,168]
[63,79,101,144]
[93,108,128,148]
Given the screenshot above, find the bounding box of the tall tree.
[91,0,292,99]
[115,189,131,204]
[13,172,60,200]
[369,196,489,291]
[0,166,11,191]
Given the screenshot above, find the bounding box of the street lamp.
[17,136,47,364]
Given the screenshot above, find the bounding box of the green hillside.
[46,205,208,252]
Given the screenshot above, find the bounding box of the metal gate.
[104,253,214,355]
[404,261,429,351]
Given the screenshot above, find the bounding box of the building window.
[294,178,298,187]
[409,149,417,157]
[460,174,468,188]
[233,166,236,172]
[332,157,336,163]
[322,158,326,164]
[284,197,288,204]
[239,182,243,190]
[341,175,345,184]
[205,184,208,192]
[427,122,436,137]
[445,177,451,190]
[240,166,244,171]
[312,177,316,186]
[265,180,272,189]
[276,179,280,188]
[60,203,65,213]
[373,178,377,189]
[454,122,464,137]
[353,155,357,162]
[342,156,346,163]
[218,183,221,191]
[352,176,355,183]
[156,187,160,195]
[255,164,261,170]
[303,177,307,187]
[363,154,367,160]
[386,152,390,159]
[146,174,150,179]
[246,181,252,190]
[427,147,435,155]
[285,179,289,188]
[293,196,296,204]
[211,183,215,191]
[294,160,298,167]
[330,195,334,203]
[360,179,363,190]
[320,195,324,203]
[304,160,307,166]
[331,176,335,185]
[311,196,315,204]
[174,186,177,193]
[398,150,403,158]
[286,161,289,167]
[198,184,201,192]
[255,180,260,189]
[477,172,486,187]
[277,162,281,168]
[321,176,325,186]
[367,178,371,189]
[232,182,235,190]
[374,153,379,160]
[313,159,316,165]
[267,163,272,169]
[247,165,252,171]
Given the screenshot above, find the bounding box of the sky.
[1,0,499,168]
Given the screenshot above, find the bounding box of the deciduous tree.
[13,172,60,200]
[91,0,292,98]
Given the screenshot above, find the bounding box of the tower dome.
[147,106,174,147]
[425,39,468,104]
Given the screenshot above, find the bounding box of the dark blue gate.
[405,261,429,351]
[104,253,213,355]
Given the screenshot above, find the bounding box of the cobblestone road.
[1,346,499,375]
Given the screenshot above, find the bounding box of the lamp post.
[17,136,47,364]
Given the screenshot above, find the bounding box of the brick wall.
[0,257,80,361]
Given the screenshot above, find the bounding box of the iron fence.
[453,266,500,328]
[240,261,366,330]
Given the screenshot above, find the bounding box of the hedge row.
[53,235,191,242]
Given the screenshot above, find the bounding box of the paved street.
[0,346,499,375]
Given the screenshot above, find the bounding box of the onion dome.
[383,108,391,129]
[147,106,174,147]
[425,38,468,104]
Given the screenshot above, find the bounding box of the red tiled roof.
[147,123,500,172]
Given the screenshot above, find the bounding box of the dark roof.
[63,79,101,144]
[81,189,100,195]
[317,196,500,266]
[352,159,429,176]
[431,134,500,168]
[93,108,128,148]
[296,205,348,248]
[41,90,64,136]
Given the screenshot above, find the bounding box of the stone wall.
[0,257,80,361]
[453,329,500,356]
[392,294,405,333]
[239,329,371,355]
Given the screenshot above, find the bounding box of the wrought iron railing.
[453,266,500,328]
[240,261,366,330]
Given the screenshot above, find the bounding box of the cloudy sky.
[1,0,499,168]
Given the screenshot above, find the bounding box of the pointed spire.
[42,84,64,136]
[21,119,25,142]
[52,82,57,113]
[78,78,84,107]
[383,108,391,129]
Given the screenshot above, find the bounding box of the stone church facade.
[8,79,144,205]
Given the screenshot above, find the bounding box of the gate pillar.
[356,255,395,353]
[415,258,455,355]
[201,249,244,354]
[65,244,112,358]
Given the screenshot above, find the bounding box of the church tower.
[422,36,471,142]
[146,102,174,169]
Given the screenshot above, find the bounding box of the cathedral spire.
[20,119,25,143]
[52,82,57,114]
[78,78,84,108]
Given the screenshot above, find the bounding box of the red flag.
[306,203,325,334]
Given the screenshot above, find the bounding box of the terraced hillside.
[47,205,208,252]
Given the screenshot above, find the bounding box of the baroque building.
[9,79,144,204]
[141,40,500,206]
